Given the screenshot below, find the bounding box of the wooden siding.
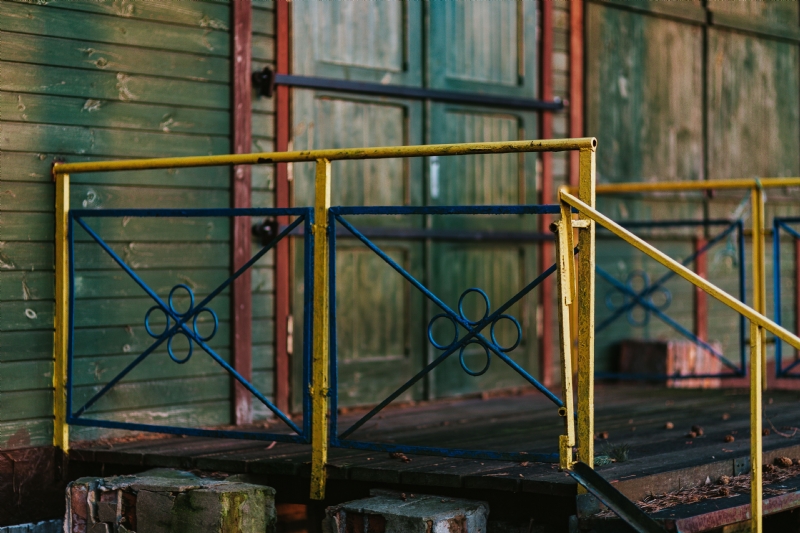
[0,0,276,449]
[585,0,800,372]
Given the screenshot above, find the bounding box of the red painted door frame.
[274,0,292,413]
[232,0,253,424]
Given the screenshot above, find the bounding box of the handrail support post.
[54,172,70,453]
[310,159,331,500]
[576,148,596,474]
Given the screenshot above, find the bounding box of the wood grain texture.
[274,0,290,414]
[707,29,800,180]
[586,3,704,183]
[232,0,254,425]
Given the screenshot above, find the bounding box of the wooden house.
[1,0,800,528]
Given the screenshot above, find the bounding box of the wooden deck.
[69,384,800,529]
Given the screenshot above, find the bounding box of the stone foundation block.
[65,468,275,533]
[324,490,488,533]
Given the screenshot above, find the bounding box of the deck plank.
[71,385,800,499]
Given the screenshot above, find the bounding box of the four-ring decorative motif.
[144,284,219,364]
[427,288,522,376]
[604,270,671,327]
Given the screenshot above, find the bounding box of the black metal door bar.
[277,224,554,242]
[252,67,565,112]
[568,462,667,533]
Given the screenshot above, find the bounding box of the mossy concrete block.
[66,469,276,533]
[324,490,489,533]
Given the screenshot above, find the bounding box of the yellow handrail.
[560,191,800,348]
[52,138,597,174]
[560,189,798,533]
[570,177,800,194]
[52,137,598,502]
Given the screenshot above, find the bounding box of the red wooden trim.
[568,0,584,188]
[274,0,291,413]
[232,0,253,425]
[538,0,554,387]
[795,239,800,359]
[694,238,708,343]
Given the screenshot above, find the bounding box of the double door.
[291,1,545,408]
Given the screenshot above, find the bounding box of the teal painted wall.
[0,0,276,448]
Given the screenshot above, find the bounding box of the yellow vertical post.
[53,172,70,452]
[555,201,576,470]
[751,185,767,390]
[749,184,765,532]
[750,321,763,533]
[310,159,331,500]
[576,146,596,469]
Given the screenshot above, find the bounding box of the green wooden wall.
[0,0,276,449]
[586,0,800,372]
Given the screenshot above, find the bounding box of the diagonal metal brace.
[568,461,666,533]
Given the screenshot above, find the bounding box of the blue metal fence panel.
[328,205,563,463]
[773,218,800,378]
[67,207,315,443]
[595,219,747,380]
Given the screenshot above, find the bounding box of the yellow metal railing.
[558,189,800,533]
[573,177,800,391]
[52,137,598,500]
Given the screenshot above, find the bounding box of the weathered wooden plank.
[0,389,53,422]
[252,33,274,62]
[6,0,231,32]
[0,271,52,301]
[252,190,274,208]
[0,212,231,242]
[1,92,230,136]
[73,242,230,270]
[11,294,271,332]
[0,418,52,450]
[707,28,800,180]
[586,3,704,183]
[1,152,230,188]
[0,360,52,393]
[708,1,799,31]
[0,300,54,332]
[251,165,274,191]
[69,401,232,442]
[0,242,52,271]
[71,349,233,387]
[252,112,275,139]
[0,331,53,363]
[0,31,230,83]
[2,182,230,212]
[0,2,230,57]
[252,7,274,36]
[1,122,230,158]
[0,212,53,242]
[1,62,229,111]
[70,375,231,415]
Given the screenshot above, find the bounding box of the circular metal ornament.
[168,330,193,364]
[458,288,490,326]
[490,314,522,352]
[192,307,219,342]
[144,306,170,338]
[168,283,195,318]
[427,313,459,350]
[459,341,491,376]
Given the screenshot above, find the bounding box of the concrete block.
[66,468,276,533]
[324,490,489,533]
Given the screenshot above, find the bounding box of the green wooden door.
[426,0,540,396]
[292,2,541,408]
[291,2,425,409]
